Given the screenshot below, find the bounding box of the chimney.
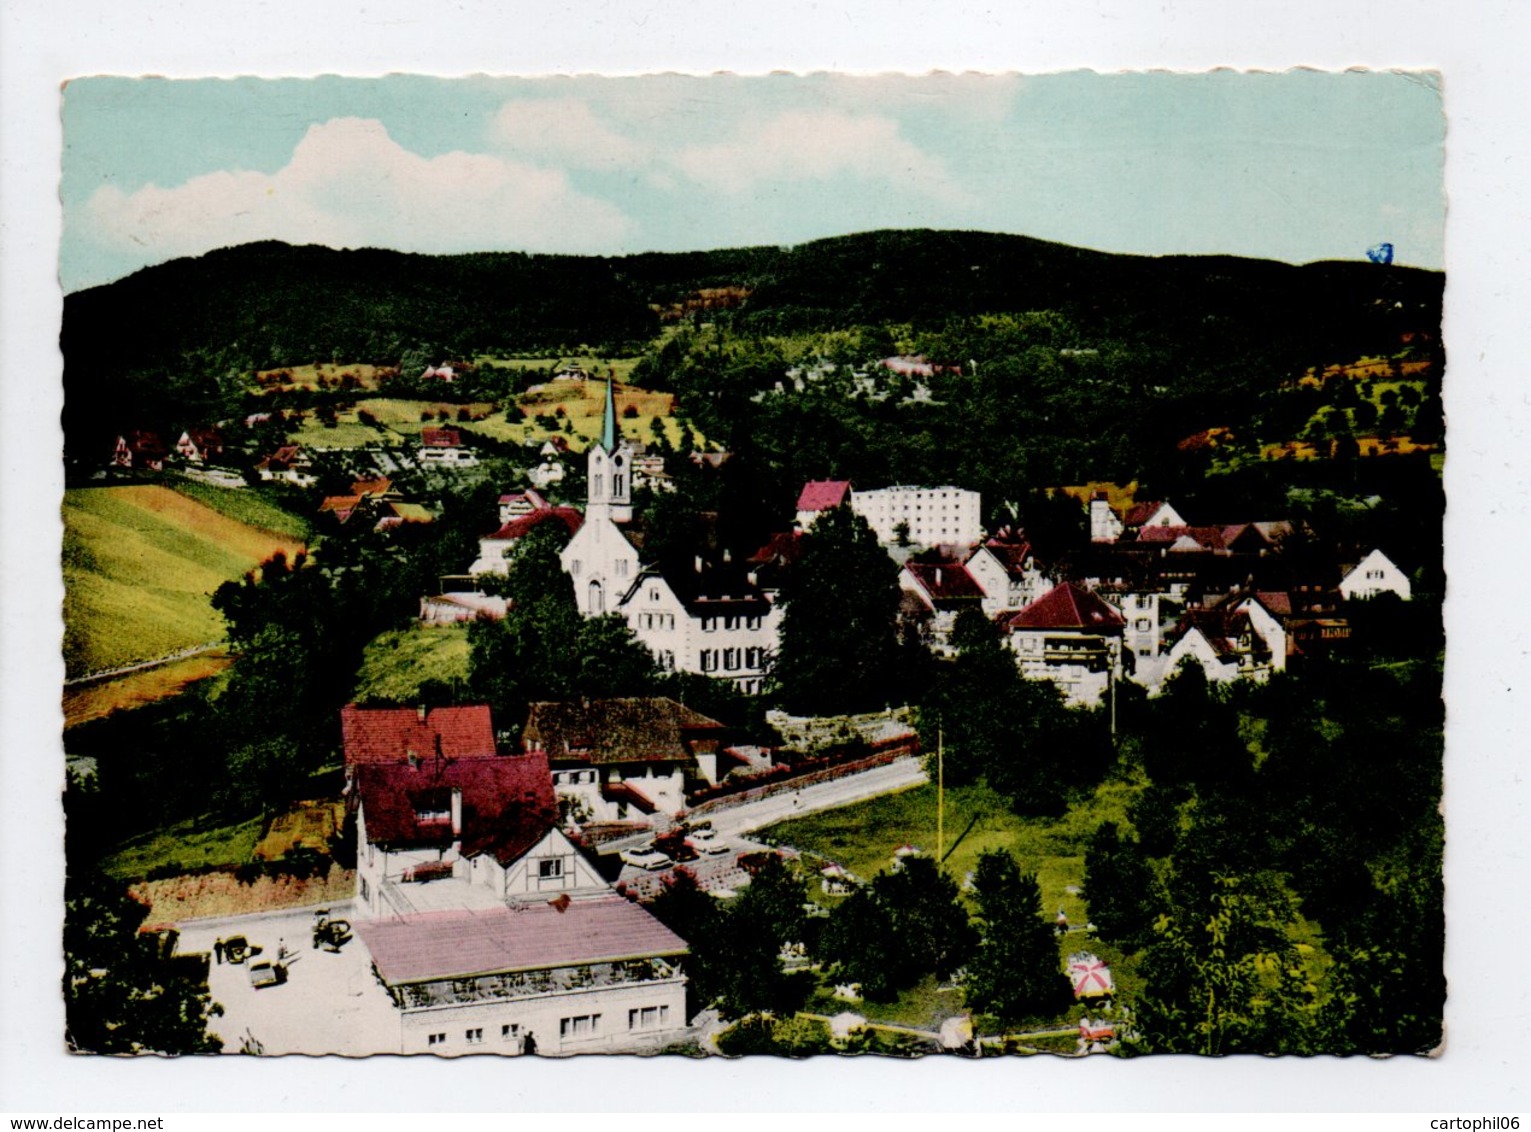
[416,704,428,723]
[695,554,704,574]
[450,788,463,838]
[722,547,732,563]
[935,567,943,587]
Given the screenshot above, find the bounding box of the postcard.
[57,70,1445,1063]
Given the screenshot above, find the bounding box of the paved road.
[701,757,929,841]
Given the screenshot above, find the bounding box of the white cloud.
[490,98,645,172]
[672,109,973,206]
[83,117,634,263]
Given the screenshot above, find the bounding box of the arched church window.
[588,580,604,615]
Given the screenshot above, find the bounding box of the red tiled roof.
[1249,591,1293,617]
[903,562,985,604]
[421,427,462,447]
[355,896,687,985]
[342,704,498,766]
[795,479,851,513]
[484,506,584,542]
[351,477,392,497]
[1135,525,1228,552]
[747,530,805,567]
[975,539,1036,578]
[498,489,548,509]
[354,750,555,863]
[1003,583,1125,631]
[1121,501,1166,528]
[258,445,304,470]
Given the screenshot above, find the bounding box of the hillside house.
[111,430,167,471]
[1339,548,1413,602]
[522,697,728,824]
[1154,595,1286,691]
[419,589,509,624]
[417,427,478,469]
[175,427,225,464]
[899,560,986,655]
[1000,583,1125,707]
[256,445,317,487]
[1088,495,1186,542]
[965,530,1054,617]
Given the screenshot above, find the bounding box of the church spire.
[601,377,618,452]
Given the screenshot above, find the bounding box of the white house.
[416,427,478,469]
[621,556,780,694]
[1339,548,1412,602]
[1000,583,1125,707]
[1089,496,1185,542]
[255,445,317,487]
[964,531,1054,617]
[1156,595,1286,691]
[851,485,982,548]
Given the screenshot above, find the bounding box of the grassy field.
[63,649,233,728]
[102,814,267,882]
[168,478,312,541]
[353,624,472,703]
[62,486,307,677]
[255,361,386,391]
[762,773,1145,929]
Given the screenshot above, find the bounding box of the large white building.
[343,704,690,1056]
[560,381,641,616]
[850,484,982,548]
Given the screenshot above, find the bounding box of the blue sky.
[60,70,1445,292]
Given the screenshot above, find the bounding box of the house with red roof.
[111,430,167,471]
[255,444,317,487]
[1000,583,1125,706]
[417,427,478,469]
[965,528,1054,617]
[175,427,225,464]
[343,701,692,1054]
[899,560,986,655]
[795,479,852,530]
[498,488,548,524]
[1154,594,1286,691]
[469,505,584,577]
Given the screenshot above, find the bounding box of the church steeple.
[586,377,632,523]
[601,376,618,452]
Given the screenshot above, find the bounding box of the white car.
[686,828,730,856]
[620,847,674,871]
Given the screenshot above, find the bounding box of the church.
[557,380,780,692]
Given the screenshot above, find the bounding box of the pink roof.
[421,427,462,447]
[355,897,687,984]
[498,488,548,509]
[354,751,556,863]
[1004,583,1124,631]
[796,479,851,513]
[341,704,498,766]
[975,539,1036,578]
[484,506,583,542]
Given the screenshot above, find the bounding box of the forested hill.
[62,230,1442,450]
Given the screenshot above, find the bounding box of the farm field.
[507,378,686,449]
[63,649,233,728]
[168,478,312,541]
[255,361,387,392]
[62,486,307,677]
[353,624,472,703]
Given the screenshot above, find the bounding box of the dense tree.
[963,852,1074,1024]
[1082,822,1161,951]
[64,871,223,1054]
[772,505,903,714]
[818,856,975,1000]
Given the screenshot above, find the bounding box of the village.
[68,351,1434,1059]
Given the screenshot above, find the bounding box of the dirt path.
[65,641,224,686]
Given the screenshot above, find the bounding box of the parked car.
[686,828,730,856]
[248,960,287,989]
[620,847,674,871]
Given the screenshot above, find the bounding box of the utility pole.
[937,726,945,866]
